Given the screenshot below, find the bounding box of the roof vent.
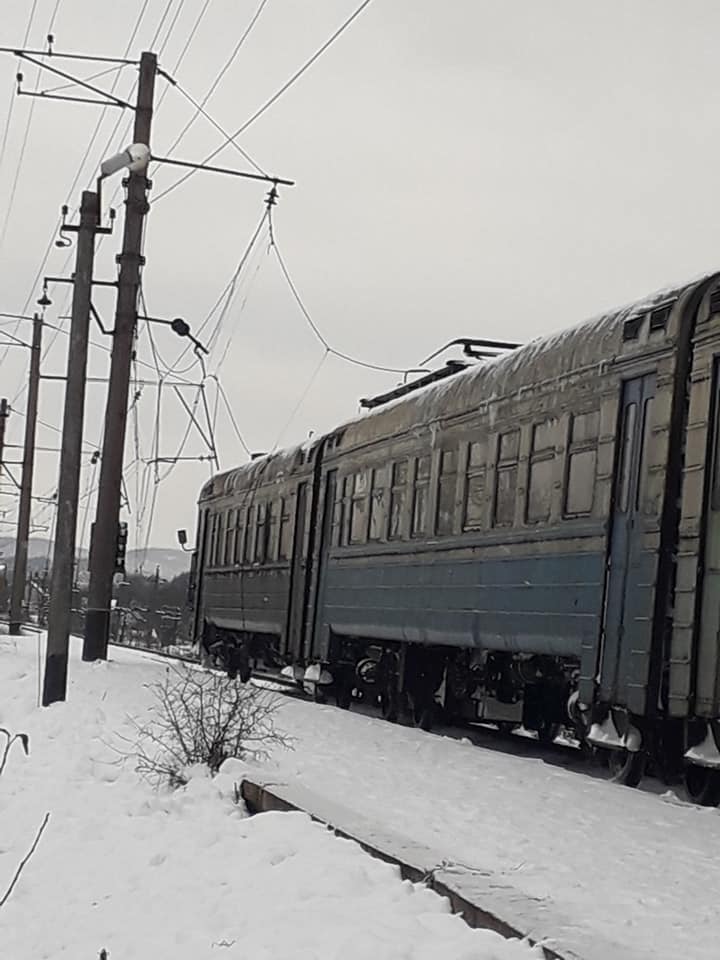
[649,304,672,332]
[622,314,644,341]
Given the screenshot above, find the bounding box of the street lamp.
[96,142,150,221]
[100,142,150,178]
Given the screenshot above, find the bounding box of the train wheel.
[608,748,646,787]
[684,765,720,806]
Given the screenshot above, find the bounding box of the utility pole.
[43,190,99,706]
[0,399,8,484]
[9,313,42,635]
[83,51,157,662]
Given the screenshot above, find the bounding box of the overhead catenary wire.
[1,0,153,388]
[268,216,408,375]
[159,205,270,377]
[0,0,39,179]
[272,348,329,452]
[157,0,271,176]
[169,78,266,177]
[153,0,376,203]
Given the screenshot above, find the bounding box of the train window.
[411,455,431,536]
[369,466,389,541]
[499,430,519,461]
[267,500,280,561]
[338,475,353,545]
[468,440,485,468]
[636,398,654,513]
[493,430,519,527]
[572,411,599,443]
[436,448,458,536]
[233,509,245,564]
[278,498,293,559]
[244,505,255,562]
[215,512,226,565]
[208,513,219,566]
[388,460,408,540]
[254,503,268,563]
[565,411,600,517]
[617,404,637,513]
[527,420,557,523]
[224,509,236,565]
[349,471,369,544]
[463,441,486,531]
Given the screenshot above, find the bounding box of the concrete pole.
[43,190,99,706]
[84,51,156,662]
[9,313,43,634]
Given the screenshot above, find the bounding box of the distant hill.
[0,538,190,581]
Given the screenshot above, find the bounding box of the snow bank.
[0,635,538,960]
[264,698,720,960]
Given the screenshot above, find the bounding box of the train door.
[285,482,308,660]
[191,509,210,644]
[695,362,720,716]
[306,469,337,661]
[600,373,656,711]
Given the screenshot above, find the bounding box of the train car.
[192,442,321,669]
[190,271,720,800]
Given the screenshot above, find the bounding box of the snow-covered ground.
[267,694,720,960]
[0,633,538,960]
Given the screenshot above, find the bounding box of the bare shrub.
[0,727,29,778]
[123,663,292,787]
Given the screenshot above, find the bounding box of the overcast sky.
[1,0,719,560]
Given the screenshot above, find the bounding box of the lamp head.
[100,143,150,178]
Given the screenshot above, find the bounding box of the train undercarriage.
[200,622,720,805]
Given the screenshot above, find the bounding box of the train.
[186,271,720,804]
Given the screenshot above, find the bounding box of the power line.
[163,0,213,77]
[212,377,251,456]
[158,205,269,377]
[170,78,266,176]
[155,0,187,56]
[272,348,328,452]
[153,0,376,203]
[0,0,39,179]
[269,222,408,375]
[157,0,271,175]
[48,0,63,33]
[2,0,153,378]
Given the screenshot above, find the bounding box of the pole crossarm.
[0,48,139,66]
[152,155,294,187]
[13,52,132,109]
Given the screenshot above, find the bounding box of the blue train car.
[191,272,720,801]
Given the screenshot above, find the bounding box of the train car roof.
[326,272,718,451]
[198,271,718,503]
[198,437,320,504]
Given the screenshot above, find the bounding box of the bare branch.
[0,813,50,909]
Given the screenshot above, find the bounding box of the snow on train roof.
[199,438,318,502]
[200,272,716,502]
[330,272,716,449]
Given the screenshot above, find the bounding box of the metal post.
[9,313,42,634]
[43,190,99,706]
[83,51,156,662]
[0,398,8,482]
